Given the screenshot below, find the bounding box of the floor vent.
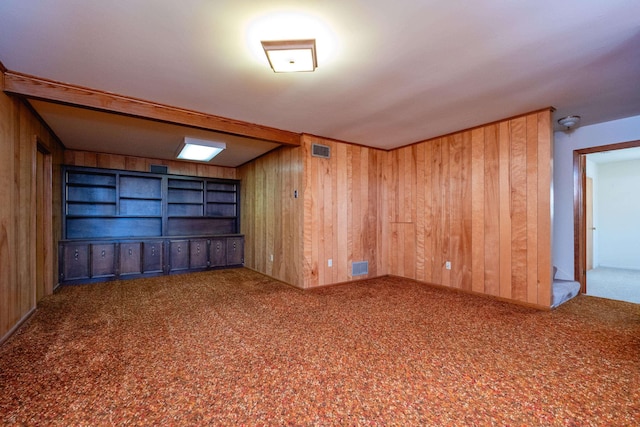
[311,143,331,159]
[352,261,369,276]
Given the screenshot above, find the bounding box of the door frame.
[573,139,640,293]
[35,138,53,301]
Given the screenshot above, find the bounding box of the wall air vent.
[352,261,369,276]
[150,164,168,174]
[311,143,331,159]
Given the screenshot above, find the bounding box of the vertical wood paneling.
[385,109,553,308]
[526,115,539,304]
[484,125,500,296]
[238,144,305,288]
[498,121,512,300]
[537,111,553,306]
[64,150,236,179]
[415,144,426,281]
[1,91,63,342]
[471,128,485,294]
[300,136,383,288]
[423,141,434,284]
[431,138,443,285]
[460,131,473,291]
[510,117,528,302]
[450,134,463,289]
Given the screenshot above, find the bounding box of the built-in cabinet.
[59,235,245,283]
[59,166,243,284]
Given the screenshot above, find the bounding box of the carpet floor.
[587,267,640,304]
[1,268,639,426]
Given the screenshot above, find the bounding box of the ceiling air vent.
[311,143,331,159]
[352,261,369,276]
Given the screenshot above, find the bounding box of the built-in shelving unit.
[60,166,243,285]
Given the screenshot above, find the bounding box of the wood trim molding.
[3,70,301,146]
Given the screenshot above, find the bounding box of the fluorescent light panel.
[261,39,317,73]
[177,137,226,162]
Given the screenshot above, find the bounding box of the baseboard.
[0,307,36,346]
[387,275,551,311]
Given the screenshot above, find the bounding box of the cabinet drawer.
[226,237,244,266]
[120,242,142,276]
[61,243,90,281]
[190,239,209,269]
[142,241,164,273]
[169,240,189,272]
[91,243,116,278]
[210,238,226,267]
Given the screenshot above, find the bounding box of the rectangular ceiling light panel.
[177,137,226,162]
[261,39,317,73]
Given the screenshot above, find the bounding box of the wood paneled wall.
[64,150,237,179]
[238,145,304,287]
[0,92,64,342]
[385,110,553,306]
[302,135,386,288]
[238,136,386,289]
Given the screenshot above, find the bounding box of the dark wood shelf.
[57,168,248,267]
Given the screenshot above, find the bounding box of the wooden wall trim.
[3,70,301,146]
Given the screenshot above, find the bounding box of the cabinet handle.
[196,245,200,254]
[74,249,79,260]
[128,248,133,256]
[151,247,156,256]
[101,250,106,258]
[177,246,181,253]
[233,242,236,250]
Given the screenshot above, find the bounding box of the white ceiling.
[1,1,640,166]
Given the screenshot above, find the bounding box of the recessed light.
[177,137,226,162]
[261,39,317,73]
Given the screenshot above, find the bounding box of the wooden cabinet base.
[59,235,244,285]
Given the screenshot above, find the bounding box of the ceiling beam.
[2,70,301,146]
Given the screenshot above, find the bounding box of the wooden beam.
[2,70,301,146]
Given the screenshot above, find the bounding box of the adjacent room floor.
[587,267,640,304]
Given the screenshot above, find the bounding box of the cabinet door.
[169,240,189,272]
[61,243,90,281]
[142,241,164,273]
[91,243,117,278]
[190,239,209,269]
[120,242,142,276]
[226,237,244,266]
[210,238,226,267]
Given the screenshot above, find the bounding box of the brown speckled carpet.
[1,269,639,425]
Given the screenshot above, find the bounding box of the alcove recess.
[59,166,243,284]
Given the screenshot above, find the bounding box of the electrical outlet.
[328,259,333,267]
[445,261,451,270]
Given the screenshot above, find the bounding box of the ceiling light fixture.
[177,137,226,162]
[261,39,317,73]
[557,115,581,130]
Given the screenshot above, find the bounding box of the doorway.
[574,140,640,303]
[35,141,53,301]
